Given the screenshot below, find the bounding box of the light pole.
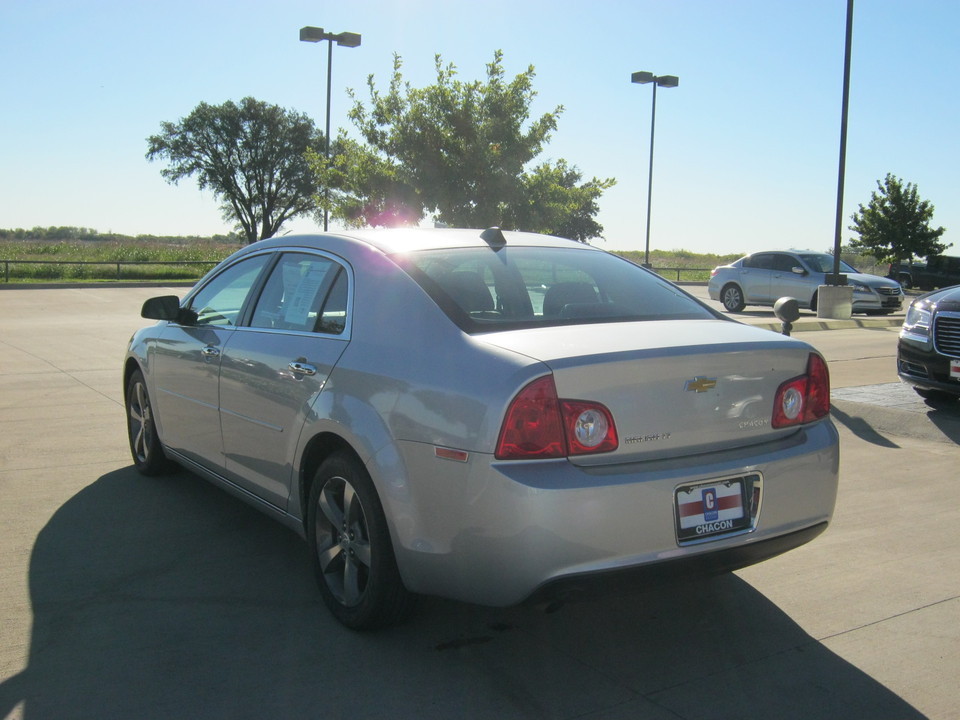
[631,71,678,267]
[300,26,361,231]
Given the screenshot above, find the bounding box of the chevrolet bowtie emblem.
[685,377,718,393]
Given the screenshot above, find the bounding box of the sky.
[1,0,958,255]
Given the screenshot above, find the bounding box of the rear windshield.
[396,246,718,333]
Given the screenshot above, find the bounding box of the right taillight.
[772,353,830,428]
[496,376,618,460]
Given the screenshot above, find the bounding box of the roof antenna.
[480,227,507,250]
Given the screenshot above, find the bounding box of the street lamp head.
[299,26,328,43]
[631,71,679,88]
[336,32,361,48]
[300,26,361,47]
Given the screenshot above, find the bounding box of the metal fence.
[1,259,219,283]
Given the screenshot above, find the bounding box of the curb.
[747,317,904,333]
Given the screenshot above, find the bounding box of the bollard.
[773,297,800,337]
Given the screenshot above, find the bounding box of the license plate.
[675,478,750,542]
[952,359,960,379]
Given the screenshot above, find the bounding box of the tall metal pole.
[324,39,333,232]
[632,71,677,266]
[831,0,854,284]
[644,82,658,268]
[302,27,361,231]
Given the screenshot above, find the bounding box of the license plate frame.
[675,477,751,543]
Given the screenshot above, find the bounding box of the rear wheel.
[720,284,745,312]
[126,369,173,475]
[307,452,415,630]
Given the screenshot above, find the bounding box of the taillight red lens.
[496,376,565,459]
[772,353,831,428]
[496,376,619,460]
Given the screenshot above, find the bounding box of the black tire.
[720,283,745,312]
[126,369,173,476]
[307,452,415,630]
[809,291,818,312]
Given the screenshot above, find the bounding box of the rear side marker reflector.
[435,447,469,463]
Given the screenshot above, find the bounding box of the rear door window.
[250,252,350,335]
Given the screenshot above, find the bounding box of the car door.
[739,253,774,303]
[150,254,273,469]
[770,253,814,304]
[218,252,350,508]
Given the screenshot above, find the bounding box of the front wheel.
[720,284,745,312]
[126,369,173,476]
[307,452,415,630]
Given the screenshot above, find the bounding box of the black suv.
[898,284,960,400]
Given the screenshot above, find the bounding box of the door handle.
[289,361,317,376]
[201,346,220,358]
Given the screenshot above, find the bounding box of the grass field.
[0,232,881,284]
[0,234,742,284]
[0,237,241,283]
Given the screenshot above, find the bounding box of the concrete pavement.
[0,285,957,720]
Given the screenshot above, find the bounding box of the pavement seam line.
[814,594,960,644]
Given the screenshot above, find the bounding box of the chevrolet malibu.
[124,228,839,629]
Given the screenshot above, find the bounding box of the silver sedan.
[708,250,904,314]
[124,229,839,629]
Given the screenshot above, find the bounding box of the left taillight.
[496,376,619,460]
[772,353,830,428]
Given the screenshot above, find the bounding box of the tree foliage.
[147,97,321,244]
[311,51,614,241]
[849,173,947,263]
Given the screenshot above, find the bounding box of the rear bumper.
[385,419,839,606]
[526,521,828,606]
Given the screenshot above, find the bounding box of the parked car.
[888,255,960,291]
[125,228,839,629]
[709,250,904,314]
[898,284,960,400]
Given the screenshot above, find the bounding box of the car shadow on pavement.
[1,466,925,720]
[829,405,901,449]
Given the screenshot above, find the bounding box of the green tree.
[849,173,947,264]
[504,160,614,241]
[314,51,614,240]
[306,136,422,228]
[147,97,322,244]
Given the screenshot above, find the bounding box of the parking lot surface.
[0,285,957,719]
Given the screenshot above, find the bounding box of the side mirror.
[141,295,182,321]
[791,266,807,276]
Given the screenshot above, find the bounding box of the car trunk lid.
[480,319,822,463]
